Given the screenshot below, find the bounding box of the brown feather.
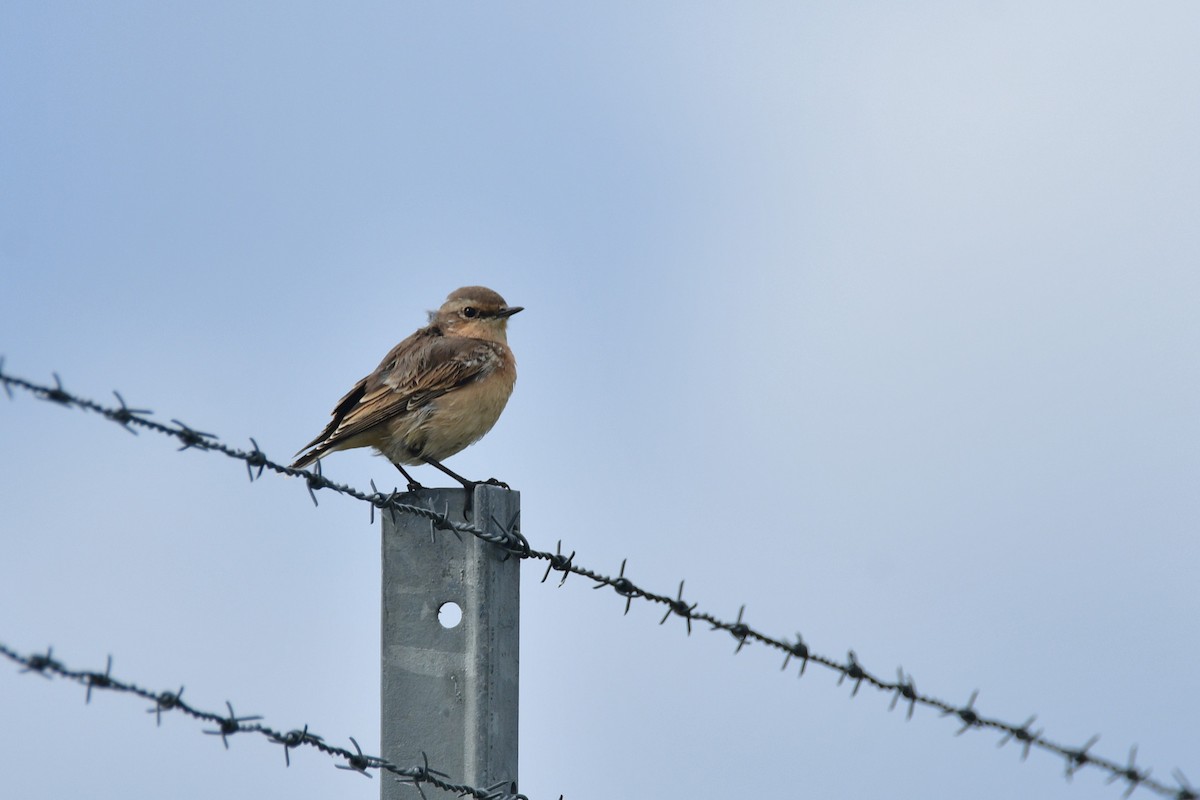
[290,325,507,468]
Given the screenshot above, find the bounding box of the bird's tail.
[290,453,315,470]
[290,442,330,470]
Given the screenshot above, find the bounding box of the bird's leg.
[391,462,424,493]
[422,457,510,520]
[422,458,510,491]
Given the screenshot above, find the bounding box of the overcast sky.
[2,3,1198,799]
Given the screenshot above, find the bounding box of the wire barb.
[277,724,323,767]
[996,715,1040,761]
[837,650,867,696]
[46,373,73,405]
[1065,734,1101,779]
[245,437,267,481]
[1172,769,1198,800]
[147,686,186,726]
[781,634,809,677]
[541,539,575,586]
[19,646,60,679]
[1109,746,1149,798]
[595,558,639,615]
[940,689,981,735]
[202,700,264,749]
[304,459,325,506]
[84,655,114,703]
[169,419,216,451]
[107,391,152,434]
[334,736,376,777]
[724,605,751,654]
[491,508,528,558]
[889,667,917,720]
[659,580,696,634]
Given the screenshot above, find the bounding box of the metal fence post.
[380,485,520,799]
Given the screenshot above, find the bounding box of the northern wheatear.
[291,286,521,492]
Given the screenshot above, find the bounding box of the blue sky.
[2,3,1198,799]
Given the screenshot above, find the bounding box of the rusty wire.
[1,364,1195,800]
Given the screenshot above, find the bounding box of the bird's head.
[432,286,523,342]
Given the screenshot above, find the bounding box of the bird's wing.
[293,332,503,462]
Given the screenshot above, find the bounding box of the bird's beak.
[498,306,524,318]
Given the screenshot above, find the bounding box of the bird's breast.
[386,355,516,463]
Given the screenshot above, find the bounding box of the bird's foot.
[419,458,514,518]
[392,462,424,492]
[458,479,513,520]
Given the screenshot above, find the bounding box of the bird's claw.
[482,477,510,490]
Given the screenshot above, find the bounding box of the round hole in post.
[437,601,463,629]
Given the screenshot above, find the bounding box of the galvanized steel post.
[380,485,520,799]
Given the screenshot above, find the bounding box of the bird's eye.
[462,307,478,318]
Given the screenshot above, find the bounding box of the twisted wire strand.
[0,642,528,799]
[1,364,1194,800]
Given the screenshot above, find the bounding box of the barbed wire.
[0,641,530,799]
[2,363,1195,800]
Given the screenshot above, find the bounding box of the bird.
[291,286,521,494]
